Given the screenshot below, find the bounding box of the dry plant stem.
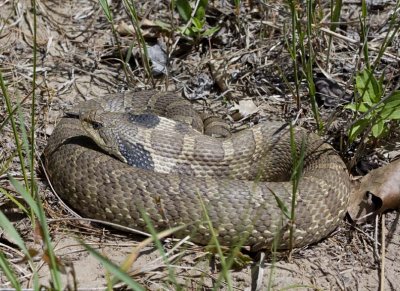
[374,215,379,260]
[47,218,152,237]
[102,1,132,83]
[0,74,29,187]
[380,214,385,291]
[30,0,37,201]
[344,221,381,247]
[119,227,186,275]
[122,0,154,85]
[318,27,400,62]
[287,0,300,109]
[255,252,265,290]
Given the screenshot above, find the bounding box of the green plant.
[175,0,220,41]
[345,69,400,142]
[326,0,343,65]
[268,124,307,252]
[99,0,131,81]
[285,0,321,130]
[345,0,400,143]
[0,0,63,288]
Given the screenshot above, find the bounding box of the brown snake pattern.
[44,91,350,250]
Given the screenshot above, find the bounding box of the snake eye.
[91,121,103,130]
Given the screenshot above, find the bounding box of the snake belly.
[44,91,350,250]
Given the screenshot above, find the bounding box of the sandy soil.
[1,0,400,289]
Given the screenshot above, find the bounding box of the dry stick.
[380,214,385,291]
[47,217,151,237]
[318,27,400,62]
[374,215,379,260]
[256,21,400,62]
[255,252,265,290]
[345,221,381,246]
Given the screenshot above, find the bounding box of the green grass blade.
[8,176,40,218]
[0,188,29,215]
[305,0,320,130]
[330,0,342,32]
[197,195,233,291]
[288,124,307,252]
[140,211,182,290]
[99,0,113,21]
[8,175,63,288]
[0,211,30,256]
[0,72,29,188]
[30,0,38,203]
[0,251,21,290]
[123,0,154,84]
[326,0,342,64]
[269,189,291,220]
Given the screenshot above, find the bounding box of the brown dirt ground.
[1,0,400,290]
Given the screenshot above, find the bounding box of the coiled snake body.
[44,91,350,250]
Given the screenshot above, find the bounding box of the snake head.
[79,110,128,163]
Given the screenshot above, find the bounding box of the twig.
[374,215,379,261]
[319,27,400,62]
[345,221,381,246]
[380,214,385,291]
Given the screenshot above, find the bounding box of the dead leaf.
[42,251,67,274]
[147,43,167,76]
[116,21,135,36]
[231,99,259,120]
[209,58,228,92]
[348,159,400,223]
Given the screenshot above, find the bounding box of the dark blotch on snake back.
[127,112,160,128]
[174,122,192,134]
[118,138,154,170]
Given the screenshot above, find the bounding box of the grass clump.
[0,0,63,288]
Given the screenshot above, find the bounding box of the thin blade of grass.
[196,194,233,291]
[268,188,291,220]
[119,225,185,273]
[8,176,40,218]
[0,211,30,256]
[30,0,38,204]
[0,188,29,215]
[0,150,17,177]
[288,123,306,253]
[326,0,342,64]
[8,175,62,288]
[0,251,21,290]
[123,0,154,84]
[0,72,29,188]
[99,0,113,21]
[140,211,182,290]
[99,0,133,82]
[305,0,321,130]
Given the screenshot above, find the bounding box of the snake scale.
[44,91,350,250]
